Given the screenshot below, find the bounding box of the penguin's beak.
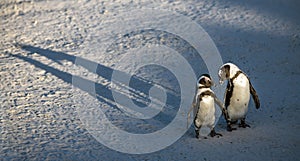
[210,80,215,87]
[218,69,225,85]
[219,79,224,85]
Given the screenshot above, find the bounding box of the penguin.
[190,74,226,139]
[218,63,260,131]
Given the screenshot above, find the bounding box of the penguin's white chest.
[228,75,251,120]
[196,95,215,126]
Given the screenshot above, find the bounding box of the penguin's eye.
[224,65,230,77]
[199,78,205,85]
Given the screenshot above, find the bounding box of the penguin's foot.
[227,125,237,132]
[239,122,251,128]
[239,119,251,128]
[195,129,199,139]
[209,129,222,137]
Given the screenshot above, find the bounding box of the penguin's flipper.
[187,103,195,129]
[213,94,229,121]
[187,92,200,129]
[213,94,225,112]
[249,80,260,109]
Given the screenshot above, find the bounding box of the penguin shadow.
[10,44,181,134]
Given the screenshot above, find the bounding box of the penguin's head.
[197,74,214,88]
[218,63,241,84]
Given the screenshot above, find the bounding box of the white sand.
[1,0,299,160]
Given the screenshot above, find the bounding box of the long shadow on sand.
[11,44,182,134]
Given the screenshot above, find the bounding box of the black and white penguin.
[218,63,260,131]
[191,74,226,138]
